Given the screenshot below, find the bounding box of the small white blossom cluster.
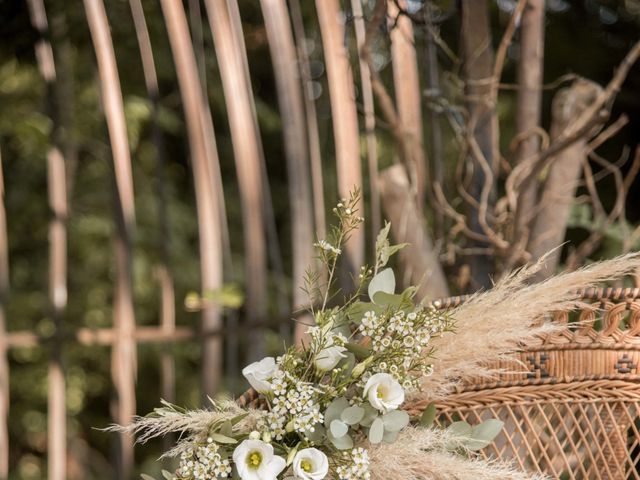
[258,369,324,440]
[358,309,448,390]
[336,448,371,480]
[314,239,342,255]
[177,440,232,479]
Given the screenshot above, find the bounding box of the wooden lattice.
[429,287,640,480]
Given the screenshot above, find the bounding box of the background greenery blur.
[1,0,639,478]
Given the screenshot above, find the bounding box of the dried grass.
[368,426,548,480]
[415,252,640,401]
[105,399,263,457]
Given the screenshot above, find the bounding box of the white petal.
[261,455,287,479]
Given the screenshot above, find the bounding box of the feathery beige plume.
[415,252,640,400]
[368,426,548,480]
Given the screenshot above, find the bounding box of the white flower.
[242,357,278,394]
[292,448,329,480]
[314,340,348,371]
[314,239,342,255]
[233,439,286,480]
[363,372,404,413]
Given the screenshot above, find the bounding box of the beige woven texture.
[409,287,640,480]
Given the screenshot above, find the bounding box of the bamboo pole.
[388,0,427,209]
[225,0,291,349]
[512,0,545,251]
[46,147,68,480]
[259,0,316,344]
[203,0,268,360]
[83,1,137,476]
[423,3,444,240]
[26,1,70,477]
[0,150,9,480]
[315,0,364,275]
[351,0,380,251]
[127,0,176,412]
[159,0,224,399]
[288,0,326,240]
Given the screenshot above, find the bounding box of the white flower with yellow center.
[292,448,329,480]
[233,440,286,480]
[242,357,278,394]
[363,372,404,413]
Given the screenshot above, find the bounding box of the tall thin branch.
[0,149,9,480]
[351,0,380,250]
[460,0,497,289]
[288,0,326,240]
[388,0,428,209]
[259,0,316,344]
[424,3,444,240]
[159,0,224,399]
[83,0,137,476]
[512,0,544,255]
[204,0,268,360]
[528,79,603,279]
[316,0,364,275]
[226,0,290,347]
[127,0,176,424]
[26,0,68,478]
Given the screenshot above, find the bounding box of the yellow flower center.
[247,451,262,469]
[301,459,313,472]
[377,385,388,399]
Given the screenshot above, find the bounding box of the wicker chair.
[413,287,640,480]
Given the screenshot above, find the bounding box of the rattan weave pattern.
[427,287,640,479]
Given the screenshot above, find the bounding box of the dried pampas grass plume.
[368,426,548,480]
[415,252,640,400]
[105,399,263,457]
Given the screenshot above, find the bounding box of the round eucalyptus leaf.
[324,397,349,426]
[381,410,409,432]
[328,431,354,450]
[369,417,384,444]
[330,419,348,438]
[341,406,365,425]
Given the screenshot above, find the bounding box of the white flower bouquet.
[117,192,640,480]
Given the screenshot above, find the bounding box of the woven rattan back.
[431,287,640,479]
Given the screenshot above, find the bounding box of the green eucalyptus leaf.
[448,421,472,437]
[328,431,354,450]
[420,403,437,427]
[209,433,238,444]
[341,406,365,425]
[375,222,392,254]
[230,412,250,426]
[382,410,409,432]
[359,403,379,427]
[330,419,348,438]
[286,444,299,466]
[463,437,492,451]
[369,417,385,444]
[345,342,371,360]
[368,268,395,302]
[220,420,233,437]
[381,429,399,443]
[372,291,403,307]
[141,475,156,480]
[162,470,175,480]
[325,397,350,426]
[471,419,504,443]
[306,424,325,443]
